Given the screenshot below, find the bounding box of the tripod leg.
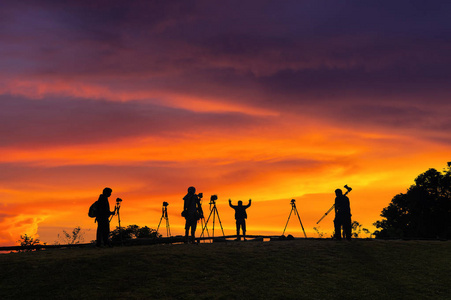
[282,209,294,236]
[166,216,171,237]
[317,204,335,224]
[202,218,210,237]
[117,209,123,246]
[200,209,214,238]
[157,216,163,233]
[294,207,307,238]
[213,207,226,237]
[212,210,216,238]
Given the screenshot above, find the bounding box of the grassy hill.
[1,239,450,299]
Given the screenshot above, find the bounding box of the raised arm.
[244,199,252,208]
[228,199,236,208]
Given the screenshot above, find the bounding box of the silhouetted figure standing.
[182,186,203,244]
[229,199,251,240]
[96,187,115,247]
[334,189,352,240]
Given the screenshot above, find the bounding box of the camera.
[291,199,296,204]
[209,194,218,205]
[116,198,123,203]
[163,201,169,207]
[197,192,203,199]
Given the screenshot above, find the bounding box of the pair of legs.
[96,218,111,246]
[334,216,352,240]
[236,219,246,240]
[185,217,197,243]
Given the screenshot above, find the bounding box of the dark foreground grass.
[1,239,450,299]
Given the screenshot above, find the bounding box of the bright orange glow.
[1,94,449,245]
[1,3,450,246]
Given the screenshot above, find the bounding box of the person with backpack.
[95,187,116,247]
[334,188,352,240]
[229,199,251,241]
[182,186,203,244]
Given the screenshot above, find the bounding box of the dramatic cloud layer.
[1,1,451,245]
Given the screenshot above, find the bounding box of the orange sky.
[1,1,451,246]
[1,110,449,245]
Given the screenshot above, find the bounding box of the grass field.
[1,239,450,299]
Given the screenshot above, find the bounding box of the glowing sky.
[1,1,451,245]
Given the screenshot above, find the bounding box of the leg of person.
[242,220,247,241]
[184,219,190,243]
[96,223,102,247]
[97,218,109,246]
[236,220,240,240]
[104,221,111,246]
[333,218,342,240]
[344,217,352,240]
[191,220,197,243]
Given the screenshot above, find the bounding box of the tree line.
[374,163,451,239]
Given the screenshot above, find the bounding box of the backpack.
[88,201,98,218]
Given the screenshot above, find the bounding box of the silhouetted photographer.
[229,199,251,240]
[182,186,203,244]
[95,187,116,247]
[334,188,352,240]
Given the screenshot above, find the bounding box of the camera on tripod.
[210,194,218,204]
[282,198,307,238]
[115,198,123,210]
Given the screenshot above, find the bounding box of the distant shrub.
[17,234,43,252]
[55,226,86,245]
[110,225,161,243]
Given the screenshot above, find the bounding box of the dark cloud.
[0,95,266,147]
[1,1,451,141]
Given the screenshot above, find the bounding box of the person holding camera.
[96,187,116,247]
[229,199,252,241]
[182,186,203,244]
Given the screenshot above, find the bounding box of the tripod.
[200,195,225,239]
[282,199,307,238]
[110,198,123,245]
[199,198,210,238]
[156,202,171,237]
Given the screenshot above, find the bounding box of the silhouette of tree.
[55,226,86,245]
[110,225,161,243]
[374,164,451,239]
[351,221,362,238]
[17,234,43,252]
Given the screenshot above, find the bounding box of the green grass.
[1,239,450,299]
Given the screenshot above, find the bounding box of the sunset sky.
[1,1,451,246]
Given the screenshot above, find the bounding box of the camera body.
[163,201,169,207]
[197,192,203,199]
[291,199,296,203]
[116,198,123,203]
[210,194,218,204]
